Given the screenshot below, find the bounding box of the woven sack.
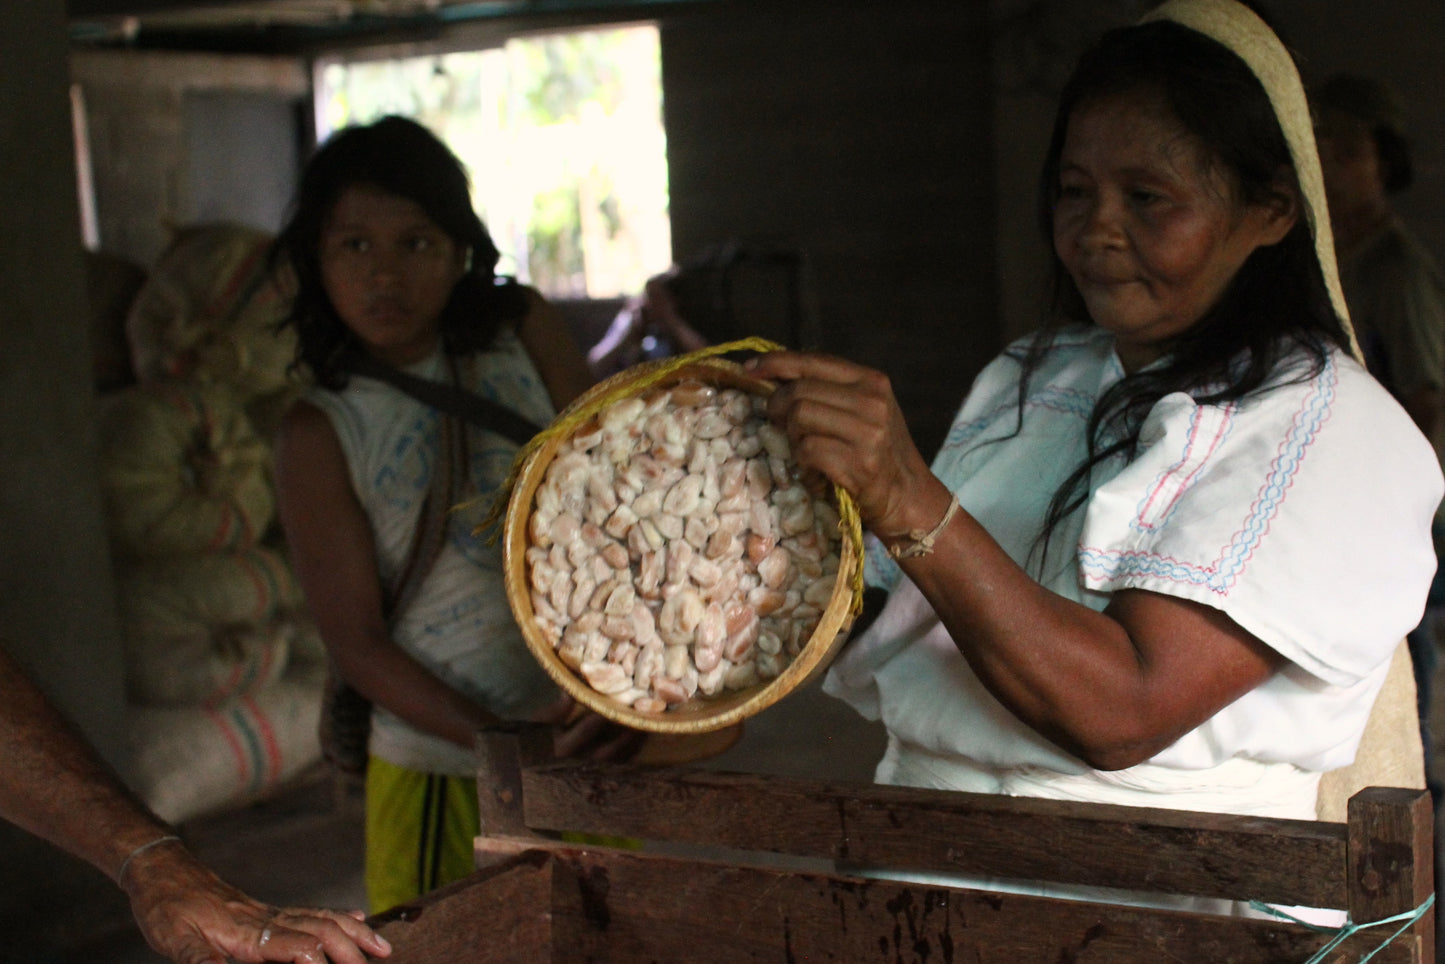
[97,380,275,557]
[126,223,298,397]
[127,662,325,824]
[283,609,330,666]
[116,544,302,706]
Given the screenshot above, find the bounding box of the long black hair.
[1025,17,1352,570]
[273,114,528,389]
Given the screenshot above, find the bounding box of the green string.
[1246,892,1434,963]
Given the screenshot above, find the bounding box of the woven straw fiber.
[498,341,863,734]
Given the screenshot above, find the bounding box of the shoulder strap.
[383,355,475,623]
[385,408,465,623]
[344,351,544,447]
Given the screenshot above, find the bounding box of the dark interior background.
[2,0,1441,944]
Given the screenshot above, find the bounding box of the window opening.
[314,23,670,300]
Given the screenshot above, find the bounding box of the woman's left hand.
[745,351,942,538]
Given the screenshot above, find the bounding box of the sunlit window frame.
[310,20,671,300]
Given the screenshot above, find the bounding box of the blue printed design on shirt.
[446,345,551,571]
[449,432,519,572]
[374,411,436,513]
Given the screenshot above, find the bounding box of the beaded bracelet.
[117,834,182,885]
[884,493,961,560]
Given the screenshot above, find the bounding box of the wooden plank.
[372,850,555,963]
[491,840,1417,964]
[1348,787,1435,951]
[475,724,554,844]
[520,763,1349,909]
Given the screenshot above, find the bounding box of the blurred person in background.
[1316,71,1445,807]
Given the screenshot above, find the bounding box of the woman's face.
[1052,89,1295,372]
[320,183,466,367]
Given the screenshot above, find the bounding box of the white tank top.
[306,329,560,774]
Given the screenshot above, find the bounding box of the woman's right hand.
[744,351,947,540]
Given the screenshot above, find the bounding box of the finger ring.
[259,927,272,947]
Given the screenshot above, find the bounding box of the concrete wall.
[0,0,133,940]
[660,1,999,460]
[71,50,308,267]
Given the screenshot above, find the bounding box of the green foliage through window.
[315,24,670,299]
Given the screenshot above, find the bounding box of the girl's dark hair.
[272,114,528,389]
[1026,18,1352,569]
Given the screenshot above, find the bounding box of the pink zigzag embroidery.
[1078,355,1337,595]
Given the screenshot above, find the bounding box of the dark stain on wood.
[878,887,955,963]
[1053,922,1108,963]
[836,797,853,862]
[578,862,612,931]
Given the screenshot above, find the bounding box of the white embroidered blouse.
[825,325,1442,815]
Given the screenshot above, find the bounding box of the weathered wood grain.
[376,730,1432,962]
[518,761,1350,909]
[385,838,1419,963]
[372,850,554,962]
[1348,787,1436,951]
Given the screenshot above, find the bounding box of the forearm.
[746,350,1278,773]
[895,489,1280,769]
[887,488,1158,764]
[334,635,501,748]
[0,650,172,882]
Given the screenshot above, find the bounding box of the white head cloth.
[1142,0,1361,360]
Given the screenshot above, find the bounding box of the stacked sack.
[97,223,328,824]
[125,222,304,440]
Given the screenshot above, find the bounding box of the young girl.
[749,0,1442,823]
[272,115,630,913]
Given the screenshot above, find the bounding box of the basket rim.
[502,360,861,734]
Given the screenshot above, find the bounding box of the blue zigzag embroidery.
[1078,354,1337,595]
[939,385,1094,456]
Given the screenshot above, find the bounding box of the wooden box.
[371,726,1435,963]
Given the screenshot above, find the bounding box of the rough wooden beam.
[520,762,1351,909]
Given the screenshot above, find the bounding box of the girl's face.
[320,183,466,367]
[1052,89,1296,372]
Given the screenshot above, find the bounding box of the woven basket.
[500,345,862,735]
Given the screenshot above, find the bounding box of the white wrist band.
[885,493,961,560]
[117,834,182,885]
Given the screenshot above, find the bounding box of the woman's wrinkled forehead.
[1066,86,1230,192]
